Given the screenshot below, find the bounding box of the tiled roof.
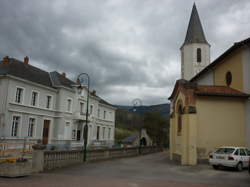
[195,85,250,97]
[50,71,75,88]
[0,58,53,88]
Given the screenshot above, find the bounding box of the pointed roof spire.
[182,3,209,46]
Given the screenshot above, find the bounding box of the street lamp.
[77,73,90,162]
[132,98,143,154]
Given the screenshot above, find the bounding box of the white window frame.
[66,98,73,112]
[31,90,39,107]
[108,128,111,140]
[72,124,77,140]
[98,108,100,118]
[96,126,100,140]
[46,95,53,109]
[15,87,25,104]
[28,117,36,137]
[11,115,22,137]
[80,102,84,115]
[103,110,106,119]
[102,126,105,140]
[64,121,71,140]
[90,105,94,115]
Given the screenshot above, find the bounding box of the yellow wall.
[214,49,243,91]
[196,96,246,158]
[171,92,185,155]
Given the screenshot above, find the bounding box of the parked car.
[209,147,250,171]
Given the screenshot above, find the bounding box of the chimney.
[24,56,29,65]
[62,72,66,77]
[2,56,10,65]
[92,90,96,95]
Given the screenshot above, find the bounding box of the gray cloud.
[0,0,249,105]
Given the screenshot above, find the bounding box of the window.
[89,125,92,139]
[177,105,182,136]
[15,88,23,103]
[64,122,71,139]
[246,149,250,156]
[226,71,232,86]
[28,118,35,137]
[197,48,201,63]
[102,127,105,140]
[96,126,100,140]
[46,95,52,109]
[67,99,72,112]
[76,124,81,141]
[81,90,85,97]
[72,129,76,140]
[104,111,106,119]
[31,91,38,106]
[108,128,111,140]
[240,149,247,156]
[90,105,93,114]
[80,102,84,114]
[11,116,20,136]
[234,149,239,156]
[98,109,100,118]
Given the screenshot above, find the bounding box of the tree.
[143,111,169,147]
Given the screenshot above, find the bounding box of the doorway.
[42,120,50,145]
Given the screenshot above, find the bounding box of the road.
[0,152,249,187]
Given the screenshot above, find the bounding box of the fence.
[0,142,35,157]
[33,146,162,172]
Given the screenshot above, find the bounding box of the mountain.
[116,103,170,117]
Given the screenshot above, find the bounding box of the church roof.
[0,57,53,88]
[182,3,208,47]
[168,79,250,100]
[195,85,250,97]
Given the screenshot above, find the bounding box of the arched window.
[177,105,183,136]
[226,71,232,86]
[197,48,201,63]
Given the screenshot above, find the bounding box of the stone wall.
[33,146,162,172]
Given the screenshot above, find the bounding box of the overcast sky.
[0,0,249,105]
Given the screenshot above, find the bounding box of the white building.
[0,56,116,149]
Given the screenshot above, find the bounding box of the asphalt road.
[0,151,249,187]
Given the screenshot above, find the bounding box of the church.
[169,3,250,165]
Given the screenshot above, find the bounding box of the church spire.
[183,3,208,46]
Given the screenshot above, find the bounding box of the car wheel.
[236,162,243,171]
[212,165,219,170]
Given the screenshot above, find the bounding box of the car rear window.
[215,148,235,154]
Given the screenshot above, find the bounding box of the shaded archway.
[140,137,147,146]
[176,100,183,136]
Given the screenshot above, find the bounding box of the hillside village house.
[0,56,116,149]
[169,4,250,165]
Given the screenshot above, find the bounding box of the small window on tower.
[197,48,201,63]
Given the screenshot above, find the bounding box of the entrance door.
[42,120,50,145]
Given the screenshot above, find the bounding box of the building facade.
[169,4,250,165]
[0,56,116,149]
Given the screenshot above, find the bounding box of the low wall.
[33,146,162,172]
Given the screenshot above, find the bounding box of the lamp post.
[132,98,143,154]
[77,73,90,162]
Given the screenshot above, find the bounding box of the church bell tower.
[181,3,210,80]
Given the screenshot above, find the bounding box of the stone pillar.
[32,150,45,172]
[32,141,46,172]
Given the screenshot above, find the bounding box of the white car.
[209,146,250,171]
